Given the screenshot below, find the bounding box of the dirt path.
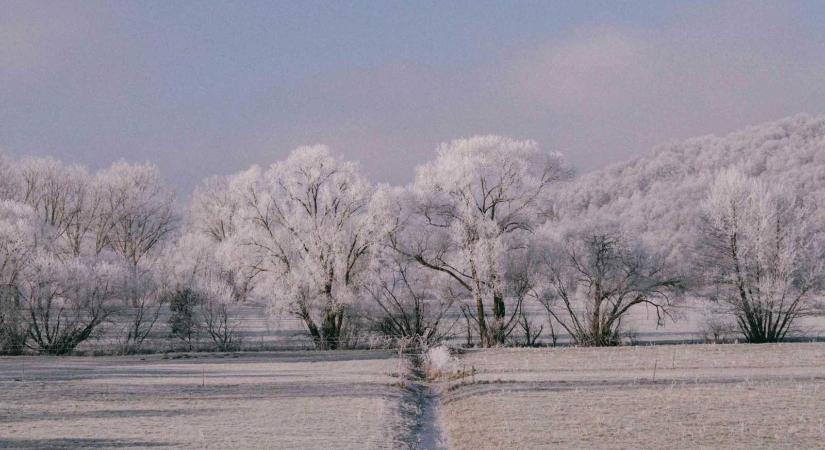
[405,354,448,450]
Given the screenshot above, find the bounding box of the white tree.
[15,157,100,257]
[0,154,19,201]
[392,136,570,346]
[3,158,125,354]
[191,175,241,243]
[195,272,243,351]
[0,156,178,354]
[190,174,261,304]
[697,169,825,342]
[537,220,683,346]
[159,232,246,351]
[96,161,176,267]
[0,201,40,353]
[16,252,123,355]
[95,161,176,352]
[232,146,376,349]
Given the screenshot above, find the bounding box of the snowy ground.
[439,343,825,449]
[4,344,825,449]
[0,351,411,449]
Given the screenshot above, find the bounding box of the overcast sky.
[3,1,825,193]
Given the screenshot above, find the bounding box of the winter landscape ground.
[0,351,411,449]
[3,343,825,449]
[439,343,825,449]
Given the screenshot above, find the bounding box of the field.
[0,351,412,449]
[439,343,825,449]
[3,343,825,449]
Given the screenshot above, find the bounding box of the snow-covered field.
[440,343,825,449]
[0,351,411,449]
[4,343,825,449]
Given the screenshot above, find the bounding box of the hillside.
[551,114,825,264]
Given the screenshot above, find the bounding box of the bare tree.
[538,223,683,346]
[505,252,543,346]
[195,272,243,351]
[200,300,240,351]
[697,169,825,342]
[363,248,456,344]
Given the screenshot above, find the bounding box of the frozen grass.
[5,344,825,449]
[0,351,411,449]
[441,343,825,449]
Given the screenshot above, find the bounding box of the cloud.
[497,2,825,166]
[252,1,825,185]
[2,1,825,193]
[507,26,653,111]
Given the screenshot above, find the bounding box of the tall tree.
[392,136,570,346]
[96,162,177,352]
[232,146,376,349]
[0,201,39,354]
[363,243,457,345]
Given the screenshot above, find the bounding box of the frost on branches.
[228,146,378,349]
[697,169,825,342]
[2,113,825,353]
[391,136,571,347]
[0,156,177,354]
[536,219,684,346]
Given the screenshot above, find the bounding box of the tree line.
[1,135,823,354]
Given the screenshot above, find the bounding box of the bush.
[166,288,203,351]
[423,345,461,380]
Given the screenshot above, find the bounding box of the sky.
[3,0,825,194]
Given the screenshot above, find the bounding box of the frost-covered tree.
[229,146,376,349]
[363,244,456,345]
[191,175,241,243]
[505,248,545,346]
[190,174,261,304]
[0,201,40,354]
[552,114,825,269]
[159,232,245,351]
[196,274,243,351]
[2,157,177,353]
[179,237,249,351]
[697,169,825,342]
[537,221,683,346]
[96,162,176,267]
[0,158,122,354]
[393,136,570,347]
[0,154,19,201]
[17,253,122,355]
[95,162,176,352]
[16,157,100,257]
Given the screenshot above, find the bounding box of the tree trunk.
[474,292,489,347]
